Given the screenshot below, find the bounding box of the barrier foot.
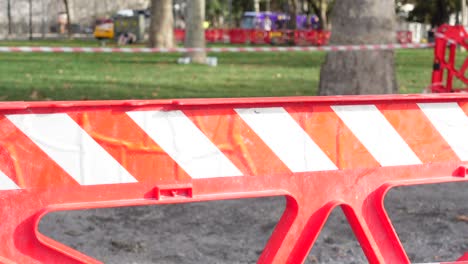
[0,200,101,264]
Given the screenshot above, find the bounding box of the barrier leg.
[258,197,336,264]
[344,188,410,264]
[447,44,456,91]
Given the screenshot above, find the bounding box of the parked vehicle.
[94,18,114,40]
[240,12,318,31]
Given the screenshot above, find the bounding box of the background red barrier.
[205,29,227,43]
[397,31,413,44]
[174,29,185,43]
[431,24,468,93]
[176,28,331,46]
[229,28,250,44]
[250,30,270,44]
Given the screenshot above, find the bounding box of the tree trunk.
[149,0,175,48]
[185,0,206,64]
[63,0,72,38]
[318,0,397,95]
[309,0,331,30]
[29,0,32,40]
[432,0,449,27]
[288,0,299,29]
[7,0,12,35]
[254,0,260,13]
[319,0,328,30]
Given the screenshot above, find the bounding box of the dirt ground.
[39,182,467,264]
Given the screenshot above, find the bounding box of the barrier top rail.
[0,43,434,54]
[0,94,467,263]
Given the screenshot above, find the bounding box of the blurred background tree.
[149,0,175,48]
[398,0,463,27]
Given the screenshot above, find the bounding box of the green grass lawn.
[0,40,435,101]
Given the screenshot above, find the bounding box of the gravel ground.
[39,183,467,264]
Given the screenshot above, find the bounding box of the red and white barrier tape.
[0,43,434,54]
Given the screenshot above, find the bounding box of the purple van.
[240,12,317,30]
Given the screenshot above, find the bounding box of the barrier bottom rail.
[0,95,466,263]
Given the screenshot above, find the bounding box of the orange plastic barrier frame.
[0,95,467,263]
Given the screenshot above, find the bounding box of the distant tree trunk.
[318,0,397,95]
[149,0,175,48]
[432,0,449,27]
[319,0,328,29]
[7,0,12,35]
[63,0,72,38]
[309,0,332,30]
[29,0,32,40]
[185,0,206,64]
[254,0,260,12]
[288,0,299,29]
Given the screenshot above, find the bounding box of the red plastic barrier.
[293,30,331,46]
[269,30,298,45]
[431,24,468,93]
[316,30,331,46]
[229,28,250,44]
[268,30,284,45]
[294,30,310,46]
[174,29,185,43]
[176,28,330,46]
[0,95,467,263]
[214,29,229,42]
[397,31,413,44]
[250,30,269,44]
[205,29,223,43]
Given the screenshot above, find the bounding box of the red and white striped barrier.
[0,95,467,263]
[0,43,434,54]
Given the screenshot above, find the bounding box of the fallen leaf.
[30,90,39,100]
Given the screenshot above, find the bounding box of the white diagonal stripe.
[235,107,337,172]
[0,170,20,190]
[418,102,468,161]
[7,114,137,185]
[332,105,422,166]
[127,110,242,179]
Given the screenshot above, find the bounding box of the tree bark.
[309,0,331,30]
[288,0,299,29]
[29,0,32,40]
[318,0,397,95]
[63,0,72,38]
[319,0,328,30]
[185,0,206,64]
[149,0,175,48]
[254,0,260,13]
[7,0,12,35]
